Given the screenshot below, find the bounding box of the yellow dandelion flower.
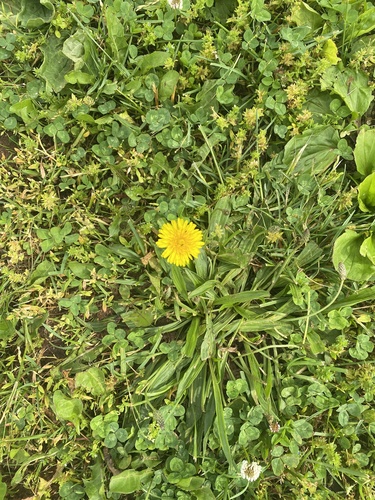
[156,218,204,267]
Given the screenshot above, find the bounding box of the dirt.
[0,133,17,160]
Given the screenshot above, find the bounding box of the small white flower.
[240,460,262,482]
[167,0,183,9]
[269,420,281,433]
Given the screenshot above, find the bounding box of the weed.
[1,0,375,498]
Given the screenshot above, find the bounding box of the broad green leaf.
[29,260,56,284]
[208,196,231,235]
[280,26,312,45]
[59,481,85,498]
[349,7,375,40]
[295,241,323,267]
[9,99,38,126]
[210,0,237,22]
[155,429,178,449]
[159,70,180,101]
[176,476,205,491]
[63,28,98,82]
[0,319,15,342]
[304,90,337,122]
[271,457,284,476]
[194,488,216,500]
[358,172,375,212]
[332,230,375,281]
[65,71,95,85]
[354,128,375,176]
[75,367,106,396]
[360,233,375,265]
[53,390,83,431]
[323,39,340,65]
[290,2,322,31]
[137,51,170,74]
[39,36,73,92]
[306,330,325,354]
[321,66,373,116]
[95,243,112,257]
[123,307,153,327]
[197,131,226,163]
[18,0,54,28]
[62,33,84,63]
[68,261,93,279]
[105,6,128,60]
[327,285,375,310]
[282,454,300,468]
[83,460,106,500]
[0,474,6,500]
[283,126,339,174]
[109,469,152,494]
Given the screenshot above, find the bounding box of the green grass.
[1,0,375,498]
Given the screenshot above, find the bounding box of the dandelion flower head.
[240,460,262,482]
[156,218,204,267]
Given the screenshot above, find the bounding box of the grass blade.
[209,360,234,469]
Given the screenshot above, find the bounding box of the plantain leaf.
[354,128,375,176]
[332,230,375,281]
[283,126,339,174]
[358,172,375,212]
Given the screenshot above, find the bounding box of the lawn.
[1,0,375,498]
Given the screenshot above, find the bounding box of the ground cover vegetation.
[1,0,375,498]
